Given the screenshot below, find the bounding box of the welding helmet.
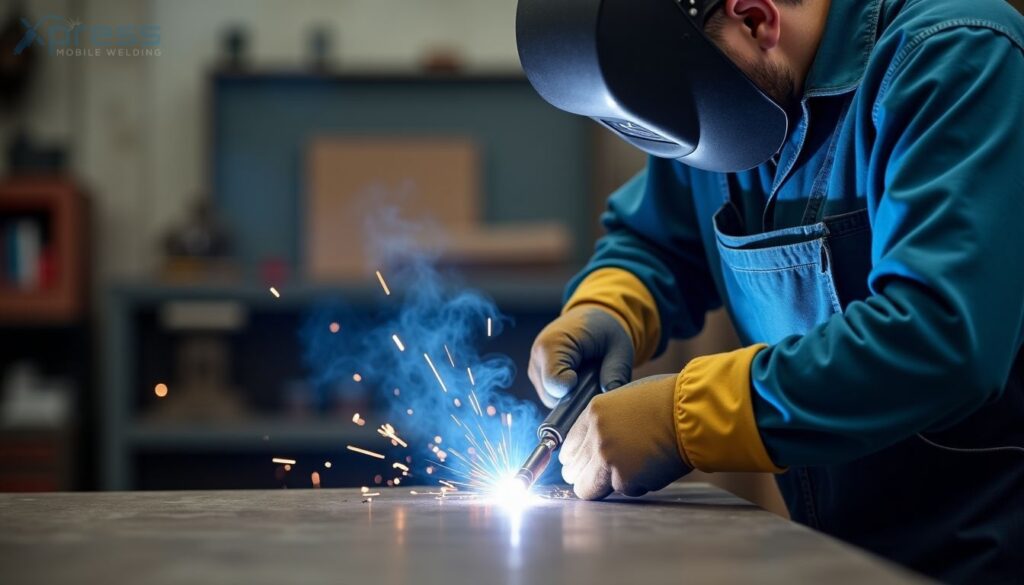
[516,0,788,173]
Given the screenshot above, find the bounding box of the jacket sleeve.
[749,27,1024,467]
[564,156,721,363]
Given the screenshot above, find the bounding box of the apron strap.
[762,99,852,231]
[800,102,852,226]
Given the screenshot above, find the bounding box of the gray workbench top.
[0,483,926,584]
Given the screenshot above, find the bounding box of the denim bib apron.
[711,106,1024,582]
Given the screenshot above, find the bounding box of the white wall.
[5,0,522,283]
[0,0,152,280]
[0,0,76,159]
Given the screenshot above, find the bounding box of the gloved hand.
[528,304,634,408]
[559,374,692,500]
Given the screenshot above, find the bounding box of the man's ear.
[724,0,781,50]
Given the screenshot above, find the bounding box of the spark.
[311,472,321,488]
[375,270,391,295]
[445,449,492,481]
[363,492,381,497]
[347,445,385,459]
[424,353,448,393]
[468,391,483,417]
[272,457,296,465]
[377,424,409,448]
[474,421,500,467]
[284,464,292,471]
[312,295,535,507]
[269,286,281,298]
[329,322,340,334]
[361,486,369,493]
[154,383,168,398]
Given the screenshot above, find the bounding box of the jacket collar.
[804,0,883,97]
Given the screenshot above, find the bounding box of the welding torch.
[513,366,602,490]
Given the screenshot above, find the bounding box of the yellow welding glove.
[529,268,661,408]
[528,304,635,408]
[559,374,691,500]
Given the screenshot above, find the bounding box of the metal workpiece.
[0,484,928,585]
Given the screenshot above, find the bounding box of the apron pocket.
[719,248,843,344]
[713,203,845,345]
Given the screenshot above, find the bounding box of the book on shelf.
[1,217,50,292]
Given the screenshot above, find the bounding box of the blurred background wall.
[1,0,527,284]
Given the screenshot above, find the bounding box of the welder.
[516,0,1024,582]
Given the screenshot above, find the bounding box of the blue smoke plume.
[300,206,543,491]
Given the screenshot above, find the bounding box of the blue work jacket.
[568,0,1024,581]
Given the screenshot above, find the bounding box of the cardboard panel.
[305,136,479,282]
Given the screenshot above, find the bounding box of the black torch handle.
[537,366,603,446]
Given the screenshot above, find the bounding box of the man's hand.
[559,374,691,500]
[528,305,634,408]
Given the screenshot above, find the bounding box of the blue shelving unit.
[210,71,596,278]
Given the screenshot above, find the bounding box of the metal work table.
[0,483,926,584]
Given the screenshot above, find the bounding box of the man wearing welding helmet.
[519,0,1024,582]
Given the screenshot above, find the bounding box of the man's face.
[704,8,799,111]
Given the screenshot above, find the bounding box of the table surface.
[0,483,927,585]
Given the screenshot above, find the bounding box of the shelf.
[109,276,568,312]
[213,69,528,84]
[0,177,88,324]
[126,420,382,451]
